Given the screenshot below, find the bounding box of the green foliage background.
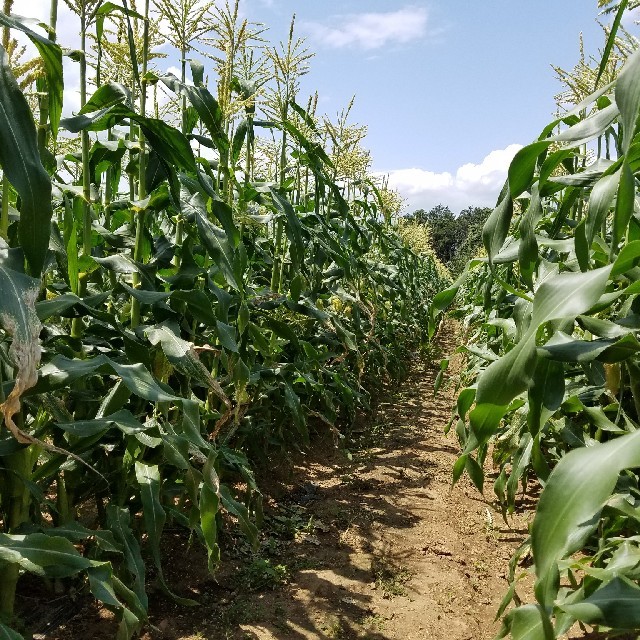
[432,2,640,637]
[0,2,447,637]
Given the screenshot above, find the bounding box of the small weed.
[340,472,357,485]
[371,557,414,598]
[267,505,314,540]
[218,597,265,637]
[360,613,386,631]
[239,557,290,591]
[320,616,344,639]
[290,554,320,571]
[272,608,290,633]
[484,507,500,542]
[473,560,489,577]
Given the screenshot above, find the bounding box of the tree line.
[405,204,491,275]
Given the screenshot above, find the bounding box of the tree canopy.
[406,204,491,274]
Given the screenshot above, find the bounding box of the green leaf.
[585,169,620,245]
[0,532,92,578]
[86,562,145,638]
[499,604,554,640]
[611,162,636,256]
[209,197,240,246]
[612,239,640,277]
[79,82,130,114]
[0,44,52,275]
[216,320,239,353]
[284,382,308,442]
[0,267,42,442]
[465,455,484,493]
[518,185,542,288]
[532,429,640,607]
[578,314,632,338]
[508,142,550,198]
[428,259,483,336]
[55,410,147,437]
[189,59,204,86]
[132,111,196,171]
[539,149,575,187]
[118,283,169,305]
[96,2,143,91]
[527,358,564,436]
[452,454,468,485]
[61,106,123,133]
[158,73,229,154]
[595,0,628,89]
[551,103,619,148]
[538,332,640,364]
[270,189,304,269]
[180,399,209,449]
[108,360,182,403]
[231,119,248,164]
[470,267,611,448]
[188,193,239,290]
[93,254,156,290]
[433,358,449,396]
[615,47,640,154]
[469,338,537,446]
[0,11,63,138]
[36,291,111,322]
[531,265,612,326]
[219,484,259,550]
[0,623,24,639]
[282,119,334,169]
[549,161,616,187]
[559,577,640,629]
[134,462,194,605]
[483,196,514,265]
[200,452,221,572]
[574,218,589,272]
[145,322,221,391]
[66,196,80,294]
[171,289,217,326]
[106,506,147,610]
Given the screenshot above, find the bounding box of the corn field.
[0,1,448,637]
[431,1,640,637]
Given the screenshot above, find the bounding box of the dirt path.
[154,329,532,640]
[42,329,533,640]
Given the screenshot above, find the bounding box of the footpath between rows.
[47,327,533,640]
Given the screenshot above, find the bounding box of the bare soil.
[24,326,535,640]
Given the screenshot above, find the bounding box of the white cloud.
[11,1,81,115]
[165,65,181,77]
[14,0,79,46]
[13,0,51,22]
[302,6,428,51]
[380,144,523,213]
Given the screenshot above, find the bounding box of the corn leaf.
[532,429,640,607]
[0,45,52,275]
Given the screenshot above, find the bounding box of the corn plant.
[432,2,640,637]
[0,2,447,637]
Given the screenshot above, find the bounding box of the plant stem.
[36,0,58,157]
[0,409,32,621]
[0,0,11,240]
[131,0,150,329]
[71,5,92,339]
[173,45,188,269]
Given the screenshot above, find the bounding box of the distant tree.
[448,206,491,274]
[407,204,491,274]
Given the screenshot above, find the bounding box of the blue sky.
[19,0,640,213]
